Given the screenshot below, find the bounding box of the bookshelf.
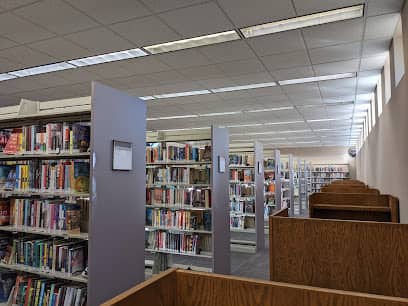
[263,150,281,220]
[229,142,264,251]
[294,160,308,216]
[0,82,146,306]
[280,155,294,211]
[145,127,230,274]
[311,163,350,193]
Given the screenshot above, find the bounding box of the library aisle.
[0,0,407,305]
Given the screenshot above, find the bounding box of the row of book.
[11,275,87,306]
[229,184,254,197]
[5,236,86,276]
[229,154,254,167]
[264,159,275,169]
[313,167,348,172]
[0,123,90,155]
[0,160,89,193]
[230,216,255,229]
[8,199,81,233]
[313,173,349,178]
[146,142,211,163]
[145,230,211,255]
[264,204,275,218]
[146,187,211,208]
[264,182,275,193]
[146,208,211,231]
[264,172,275,181]
[230,169,253,182]
[230,199,255,214]
[146,167,210,185]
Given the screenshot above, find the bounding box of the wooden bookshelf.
[0,82,147,306]
[145,127,230,274]
[228,142,264,251]
[311,163,350,193]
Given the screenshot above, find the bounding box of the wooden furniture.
[101,268,408,306]
[320,186,380,194]
[309,193,399,222]
[331,179,366,185]
[269,210,408,298]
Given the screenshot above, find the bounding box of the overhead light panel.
[279,72,356,86]
[308,117,350,123]
[154,90,211,99]
[0,73,17,81]
[68,48,147,67]
[9,62,75,77]
[264,120,304,125]
[247,106,294,113]
[199,111,242,117]
[227,123,263,128]
[211,82,277,93]
[144,30,240,54]
[147,114,198,121]
[139,96,155,101]
[240,5,364,38]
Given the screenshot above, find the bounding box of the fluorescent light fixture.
[308,117,350,123]
[211,82,277,93]
[227,123,263,128]
[247,106,294,113]
[232,137,286,142]
[0,73,17,81]
[231,131,276,136]
[264,120,304,125]
[139,96,155,101]
[154,90,210,99]
[240,5,364,38]
[279,72,356,86]
[199,111,242,117]
[68,48,147,67]
[147,114,198,121]
[158,126,210,132]
[144,30,240,54]
[9,62,75,77]
[313,128,338,132]
[277,129,310,134]
[296,141,320,144]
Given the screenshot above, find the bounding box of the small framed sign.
[112,140,133,171]
[218,156,226,173]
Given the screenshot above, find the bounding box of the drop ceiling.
[0,0,404,148]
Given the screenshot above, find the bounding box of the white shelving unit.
[311,163,350,193]
[263,150,280,220]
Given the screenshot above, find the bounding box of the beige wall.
[356,1,408,223]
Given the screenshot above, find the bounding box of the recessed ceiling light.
[247,106,294,113]
[154,90,211,99]
[211,82,277,93]
[147,114,198,121]
[68,48,147,67]
[279,72,356,86]
[240,5,364,38]
[199,111,242,117]
[158,126,211,132]
[227,123,263,128]
[264,120,304,125]
[9,62,75,77]
[139,96,155,101]
[0,73,17,81]
[144,30,240,54]
[308,117,350,123]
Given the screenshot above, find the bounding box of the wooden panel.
[269,216,408,297]
[176,270,408,306]
[331,179,366,185]
[321,186,379,194]
[101,269,176,306]
[310,193,391,207]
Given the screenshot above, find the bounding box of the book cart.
[145,127,230,274]
[228,142,264,252]
[0,82,146,306]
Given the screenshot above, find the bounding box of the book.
[0,269,15,302]
[73,161,90,193]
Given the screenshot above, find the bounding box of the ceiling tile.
[218,58,266,77]
[313,59,360,75]
[110,15,180,46]
[309,42,361,64]
[197,77,236,89]
[66,0,151,24]
[14,0,98,35]
[146,70,188,85]
[51,68,102,83]
[293,0,362,15]
[270,66,315,81]
[0,36,18,50]
[0,56,21,73]
[303,18,364,49]
[261,49,310,71]
[66,27,134,54]
[364,13,400,40]
[0,12,54,43]
[367,0,404,17]
[230,72,275,85]
[360,54,387,71]
[0,45,57,70]
[0,0,38,10]
[218,0,295,28]
[178,64,225,81]
[159,2,234,37]
[157,49,211,69]
[82,62,135,79]
[247,30,306,57]
[141,0,207,13]
[199,40,255,64]
[362,38,392,57]
[28,37,92,61]
[122,56,172,74]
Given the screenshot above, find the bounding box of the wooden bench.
[101,268,408,306]
[309,193,399,222]
[331,179,366,186]
[320,186,380,194]
[269,210,408,298]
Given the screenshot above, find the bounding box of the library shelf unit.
[311,163,350,193]
[294,160,309,216]
[280,155,294,212]
[145,127,230,275]
[263,150,281,221]
[229,142,264,252]
[0,82,147,306]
